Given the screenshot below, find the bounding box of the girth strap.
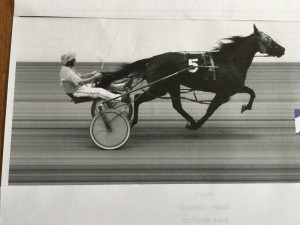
[208,52,216,81]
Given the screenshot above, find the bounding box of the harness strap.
[208,52,216,81]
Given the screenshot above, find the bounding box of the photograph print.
[6,18,300,184]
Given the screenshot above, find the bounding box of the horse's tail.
[99,58,151,88]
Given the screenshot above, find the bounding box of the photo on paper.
[5,18,300,185]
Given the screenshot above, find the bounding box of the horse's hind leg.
[238,86,256,113]
[168,85,197,129]
[131,86,167,127]
[192,94,230,130]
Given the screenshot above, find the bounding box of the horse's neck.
[231,37,258,77]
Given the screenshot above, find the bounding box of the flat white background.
[10,18,298,62]
[15,0,300,21]
[2,184,300,225]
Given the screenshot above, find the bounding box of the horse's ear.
[253,24,260,36]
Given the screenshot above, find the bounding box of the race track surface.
[7,62,300,184]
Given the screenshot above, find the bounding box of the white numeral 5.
[188,59,198,73]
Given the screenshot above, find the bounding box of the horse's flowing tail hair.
[99,58,151,88]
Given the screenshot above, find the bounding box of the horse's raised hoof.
[241,104,248,114]
[185,121,198,130]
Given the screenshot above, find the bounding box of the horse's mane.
[213,35,252,59]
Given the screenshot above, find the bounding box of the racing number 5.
[188,59,198,73]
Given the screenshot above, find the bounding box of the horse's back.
[145,52,188,82]
[150,52,186,65]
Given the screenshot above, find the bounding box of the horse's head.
[253,24,285,57]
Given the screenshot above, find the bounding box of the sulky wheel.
[89,109,131,150]
[91,99,133,120]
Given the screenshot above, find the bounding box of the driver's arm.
[79,71,98,79]
[78,73,102,85]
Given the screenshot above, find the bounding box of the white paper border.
[15,0,300,21]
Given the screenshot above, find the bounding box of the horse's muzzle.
[270,47,285,58]
[274,45,285,57]
[268,41,285,58]
[276,51,284,57]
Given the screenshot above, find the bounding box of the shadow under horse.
[98,25,285,130]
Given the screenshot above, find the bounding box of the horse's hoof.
[241,105,248,114]
[185,122,198,130]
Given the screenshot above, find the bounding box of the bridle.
[257,32,273,54]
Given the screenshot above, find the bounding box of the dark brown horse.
[99,25,285,130]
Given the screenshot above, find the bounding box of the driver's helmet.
[61,52,76,65]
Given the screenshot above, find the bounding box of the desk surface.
[0,0,14,185]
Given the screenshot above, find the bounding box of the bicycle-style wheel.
[89,109,131,150]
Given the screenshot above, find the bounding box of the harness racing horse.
[99,25,285,130]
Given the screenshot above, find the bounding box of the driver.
[60,52,131,102]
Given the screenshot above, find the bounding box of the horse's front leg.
[238,85,256,113]
[168,85,197,129]
[195,94,230,129]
